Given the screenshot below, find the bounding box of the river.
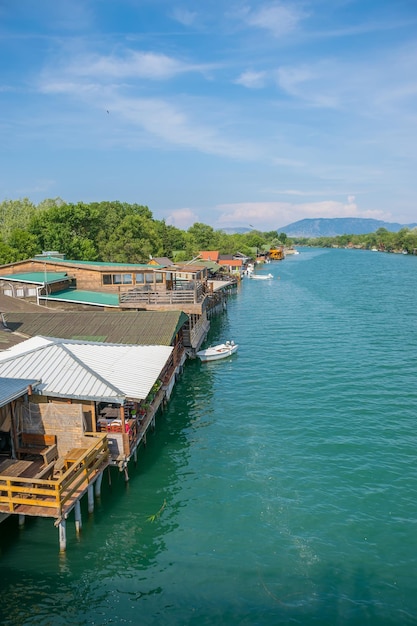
[1,247,416,625]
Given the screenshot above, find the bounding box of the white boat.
[196,340,238,362]
[250,273,273,280]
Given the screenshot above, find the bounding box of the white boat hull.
[196,342,238,362]
[250,273,273,280]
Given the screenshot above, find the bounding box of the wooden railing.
[120,282,205,305]
[0,434,109,519]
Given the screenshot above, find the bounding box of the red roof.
[218,259,243,267]
[199,251,219,262]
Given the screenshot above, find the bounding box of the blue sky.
[1,0,417,231]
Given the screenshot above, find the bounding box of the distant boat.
[250,273,273,280]
[196,341,238,362]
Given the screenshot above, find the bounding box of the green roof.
[32,256,160,269]
[193,260,220,271]
[3,310,189,345]
[0,272,68,284]
[39,289,119,307]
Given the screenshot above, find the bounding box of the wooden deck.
[0,434,109,523]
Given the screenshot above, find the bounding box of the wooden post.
[133,447,137,464]
[74,500,82,534]
[124,466,129,482]
[18,514,25,528]
[10,401,18,460]
[92,402,98,433]
[95,472,103,498]
[87,484,94,514]
[120,404,126,434]
[59,520,66,552]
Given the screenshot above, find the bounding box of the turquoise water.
[1,248,417,625]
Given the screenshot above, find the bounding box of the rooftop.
[39,289,119,307]
[3,310,188,346]
[0,336,173,403]
[0,272,68,284]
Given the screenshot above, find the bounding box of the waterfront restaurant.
[0,374,109,550]
[0,335,174,548]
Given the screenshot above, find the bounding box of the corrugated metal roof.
[0,336,173,404]
[3,311,188,345]
[0,377,40,408]
[0,295,48,313]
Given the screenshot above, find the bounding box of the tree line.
[1,197,416,265]
[0,197,288,265]
[293,228,417,253]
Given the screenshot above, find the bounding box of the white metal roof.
[0,336,173,404]
[0,377,40,408]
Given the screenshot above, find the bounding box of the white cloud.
[38,66,259,157]
[37,51,255,158]
[66,50,205,81]
[234,70,267,88]
[276,63,340,108]
[171,8,198,27]
[166,208,199,229]
[243,2,307,37]
[274,43,417,116]
[107,94,256,158]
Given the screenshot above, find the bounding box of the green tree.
[0,198,36,241]
[187,223,220,251]
[28,202,100,260]
[100,214,162,263]
[0,241,19,264]
[36,197,66,211]
[7,229,40,259]
[155,220,187,258]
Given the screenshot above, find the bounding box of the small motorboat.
[196,340,238,362]
[250,273,273,280]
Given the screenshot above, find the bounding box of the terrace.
[0,432,109,524]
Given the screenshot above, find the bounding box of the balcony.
[0,433,109,523]
[119,282,206,313]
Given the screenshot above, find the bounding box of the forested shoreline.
[1,197,416,264]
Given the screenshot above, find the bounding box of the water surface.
[1,248,416,625]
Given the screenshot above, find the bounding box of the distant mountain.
[278,218,417,238]
[220,227,250,234]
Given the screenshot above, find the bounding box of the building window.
[122,274,133,284]
[113,274,122,284]
[103,274,112,285]
[135,273,144,284]
[145,273,154,284]
[155,272,163,283]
